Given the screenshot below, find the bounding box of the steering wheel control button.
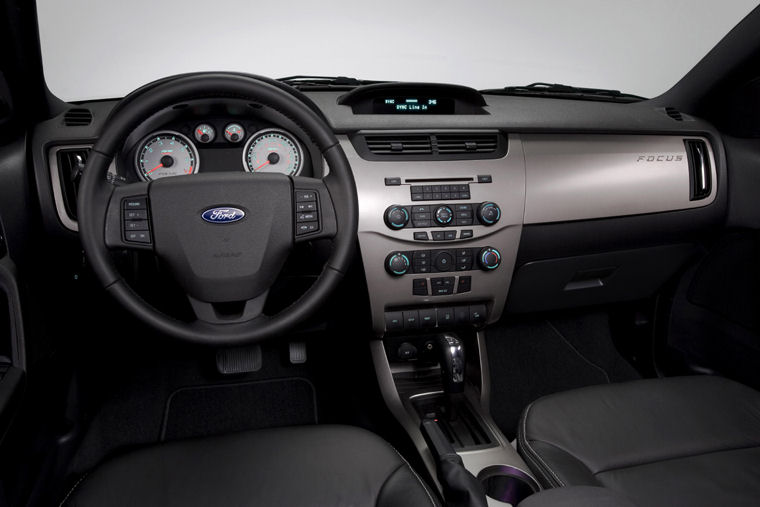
[478,247,502,270]
[386,252,411,276]
[413,232,429,241]
[124,209,147,220]
[123,197,147,210]
[403,310,420,329]
[434,206,454,225]
[122,196,152,245]
[476,202,501,226]
[456,276,472,293]
[385,312,404,331]
[384,205,410,229]
[294,189,320,236]
[295,191,317,202]
[412,278,429,296]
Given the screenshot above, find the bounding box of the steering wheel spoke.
[293,176,338,243]
[104,182,154,251]
[187,292,269,325]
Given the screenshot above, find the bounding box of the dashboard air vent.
[665,107,683,121]
[436,133,498,154]
[365,134,432,155]
[63,108,93,126]
[684,139,711,201]
[56,148,89,219]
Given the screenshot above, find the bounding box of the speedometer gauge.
[243,129,303,176]
[135,132,199,181]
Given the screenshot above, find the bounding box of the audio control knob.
[434,205,454,226]
[385,252,411,276]
[478,247,502,271]
[476,202,501,226]
[384,205,409,230]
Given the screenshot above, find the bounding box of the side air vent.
[684,139,711,200]
[56,148,89,219]
[357,132,507,160]
[365,135,432,155]
[63,108,93,126]
[436,133,498,154]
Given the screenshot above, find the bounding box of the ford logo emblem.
[201,207,246,224]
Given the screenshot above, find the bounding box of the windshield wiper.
[278,75,388,90]
[480,82,645,103]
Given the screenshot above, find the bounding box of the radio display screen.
[372,97,455,114]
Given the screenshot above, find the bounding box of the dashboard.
[31,82,727,338]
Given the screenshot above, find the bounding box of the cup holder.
[477,465,539,505]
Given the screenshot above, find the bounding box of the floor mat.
[487,311,640,440]
[161,377,317,441]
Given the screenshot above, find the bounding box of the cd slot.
[405,177,474,183]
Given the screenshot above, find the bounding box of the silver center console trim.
[341,134,526,336]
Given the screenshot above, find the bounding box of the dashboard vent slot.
[365,135,432,155]
[63,108,93,126]
[435,133,498,154]
[665,107,683,121]
[56,148,89,219]
[684,139,711,200]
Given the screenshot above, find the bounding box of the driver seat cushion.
[61,425,439,507]
[518,375,760,507]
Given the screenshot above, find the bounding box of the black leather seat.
[518,375,760,507]
[62,425,439,507]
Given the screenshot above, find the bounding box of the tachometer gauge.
[194,123,216,143]
[243,129,303,176]
[223,123,245,143]
[135,132,199,181]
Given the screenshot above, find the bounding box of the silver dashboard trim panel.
[523,134,717,224]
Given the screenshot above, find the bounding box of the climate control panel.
[385,246,502,276]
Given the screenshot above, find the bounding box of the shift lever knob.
[437,333,465,394]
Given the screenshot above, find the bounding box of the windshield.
[37,0,758,102]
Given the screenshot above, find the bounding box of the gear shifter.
[438,333,465,394]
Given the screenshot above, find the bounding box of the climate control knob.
[476,202,501,226]
[478,247,502,271]
[385,252,411,276]
[434,205,454,226]
[384,205,409,230]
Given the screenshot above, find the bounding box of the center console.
[341,132,525,337]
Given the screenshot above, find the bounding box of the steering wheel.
[77,73,358,346]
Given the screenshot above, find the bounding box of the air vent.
[665,107,683,121]
[63,108,93,126]
[56,148,89,219]
[436,133,498,154]
[684,139,711,200]
[365,135,432,155]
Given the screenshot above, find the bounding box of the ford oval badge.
[201,207,245,224]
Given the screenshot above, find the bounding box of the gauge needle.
[146,163,163,174]
[254,161,270,171]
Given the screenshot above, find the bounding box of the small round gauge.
[243,129,303,176]
[223,123,245,143]
[135,131,199,181]
[194,123,216,144]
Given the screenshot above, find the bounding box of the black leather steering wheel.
[78,73,358,345]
